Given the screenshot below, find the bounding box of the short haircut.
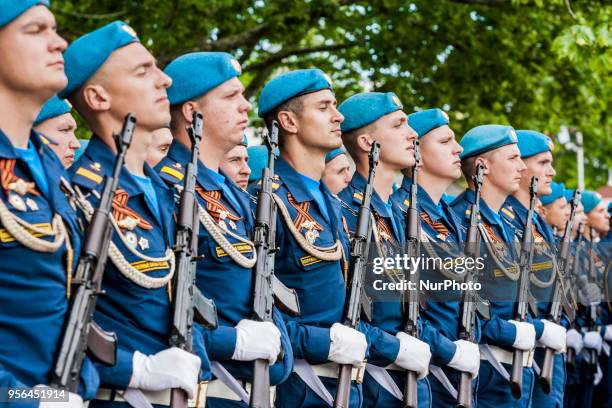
[262,94,306,147]
[341,121,377,165]
[461,150,494,183]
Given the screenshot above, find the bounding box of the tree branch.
[448,0,507,5]
[245,43,355,72]
[199,23,271,51]
[51,8,130,19]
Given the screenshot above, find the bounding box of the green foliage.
[51,0,611,188]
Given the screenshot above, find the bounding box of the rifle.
[539,190,580,392]
[333,142,379,408]
[509,176,538,400]
[51,114,135,391]
[566,222,585,371]
[457,164,490,408]
[250,121,300,408]
[169,112,219,408]
[585,226,599,372]
[401,140,421,408]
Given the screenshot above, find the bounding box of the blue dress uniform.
[157,141,293,407]
[450,125,537,408]
[0,129,99,406]
[339,174,433,408]
[69,135,204,407]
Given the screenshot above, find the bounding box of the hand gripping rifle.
[51,114,135,391]
[250,120,300,408]
[169,112,219,408]
[456,163,490,408]
[401,140,421,408]
[539,190,580,393]
[509,176,538,400]
[333,142,380,408]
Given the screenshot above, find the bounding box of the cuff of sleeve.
[432,337,457,366]
[497,318,517,347]
[96,348,134,389]
[205,326,237,361]
[533,319,544,340]
[302,326,331,363]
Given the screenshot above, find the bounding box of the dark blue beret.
[516,129,554,158]
[0,1,48,28]
[258,69,333,118]
[164,52,242,106]
[540,182,566,206]
[34,96,71,126]
[407,108,450,138]
[59,21,139,99]
[338,92,403,133]
[459,125,518,159]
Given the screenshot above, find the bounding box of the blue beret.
[0,0,48,28]
[247,146,269,182]
[34,96,71,126]
[325,147,347,163]
[608,202,612,214]
[338,92,403,133]
[540,182,566,206]
[164,52,242,106]
[74,139,89,162]
[241,134,248,147]
[516,130,554,158]
[563,189,576,204]
[408,108,450,138]
[459,125,518,159]
[258,69,333,118]
[59,21,139,99]
[581,190,602,214]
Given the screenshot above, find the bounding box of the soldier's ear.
[81,84,111,112]
[355,133,373,155]
[277,111,298,135]
[475,158,489,174]
[181,101,198,125]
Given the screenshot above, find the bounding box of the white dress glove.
[328,323,367,366]
[447,340,480,379]
[232,319,281,364]
[538,319,567,352]
[594,364,603,385]
[584,331,602,354]
[36,386,83,408]
[566,329,583,354]
[603,325,612,342]
[128,347,201,399]
[509,320,536,351]
[394,332,432,380]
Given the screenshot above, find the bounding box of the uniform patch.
[215,242,253,257]
[501,207,515,219]
[403,199,410,208]
[75,167,103,184]
[300,255,322,267]
[494,265,517,278]
[161,166,184,181]
[531,260,553,271]
[0,223,52,243]
[353,192,363,202]
[130,260,170,273]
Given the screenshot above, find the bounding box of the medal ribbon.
[0,159,39,196]
[287,192,323,233]
[420,211,450,240]
[195,187,241,224]
[112,188,153,231]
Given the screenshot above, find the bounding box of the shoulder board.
[501,206,515,220]
[255,177,281,191]
[72,162,103,190]
[403,199,410,209]
[463,209,482,221]
[353,192,363,203]
[159,165,185,184]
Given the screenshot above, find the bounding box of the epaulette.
[255,174,281,191]
[463,208,481,221]
[352,191,363,204]
[403,199,410,209]
[72,161,104,191]
[501,205,515,220]
[159,162,185,184]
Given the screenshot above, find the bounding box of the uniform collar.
[504,195,554,243]
[417,185,444,221]
[349,172,392,219]
[276,156,319,203]
[0,128,49,159]
[167,140,225,192]
[399,175,412,193]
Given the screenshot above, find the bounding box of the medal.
[138,236,149,250]
[125,231,138,248]
[118,216,138,231]
[8,193,26,211]
[25,198,38,211]
[8,179,34,196]
[300,220,319,244]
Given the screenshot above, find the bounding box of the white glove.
[328,323,367,366]
[566,329,583,354]
[538,319,567,352]
[584,331,602,354]
[129,347,201,399]
[603,325,612,342]
[509,320,536,351]
[394,332,432,379]
[36,386,83,408]
[232,319,281,364]
[594,364,603,385]
[447,340,480,379]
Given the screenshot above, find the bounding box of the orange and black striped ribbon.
[112,188,153,231]
[482,222,503,244]
[288,192,323,233]
[0,159,39,196]
[195,187,242,224]
[420,211,450,240]
[373,212,396,246]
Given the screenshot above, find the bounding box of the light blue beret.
[247,146,269,182]
[34,96,71,126]
[258,69,333,118]
[608,202,612,214]
[408,108,450,138]
[563,189,576,204]
[325,147,346,163]
[540,182,566,206]
[164,52,242,106]
[0,0,48,28]
[581,190,602,214]
[459,124,518,159]
[516,130,554,158]
[241,134,248,146]
[59,21,139,99]
[338,92,403,133]
[75,139,89,162]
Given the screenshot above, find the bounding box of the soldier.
[245,145,268,187]
[33,96,81,169]
[450,125,537,408]
[539,182,570,238]
[158,52,288,406]
[0,1,96,406]
[499,130,568,407]
[391,108,483,407]
[219,135,251,190]
[146,126,173,168]
[60,21,204,407]
[255,69,401,407]
[322,147,351,196]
